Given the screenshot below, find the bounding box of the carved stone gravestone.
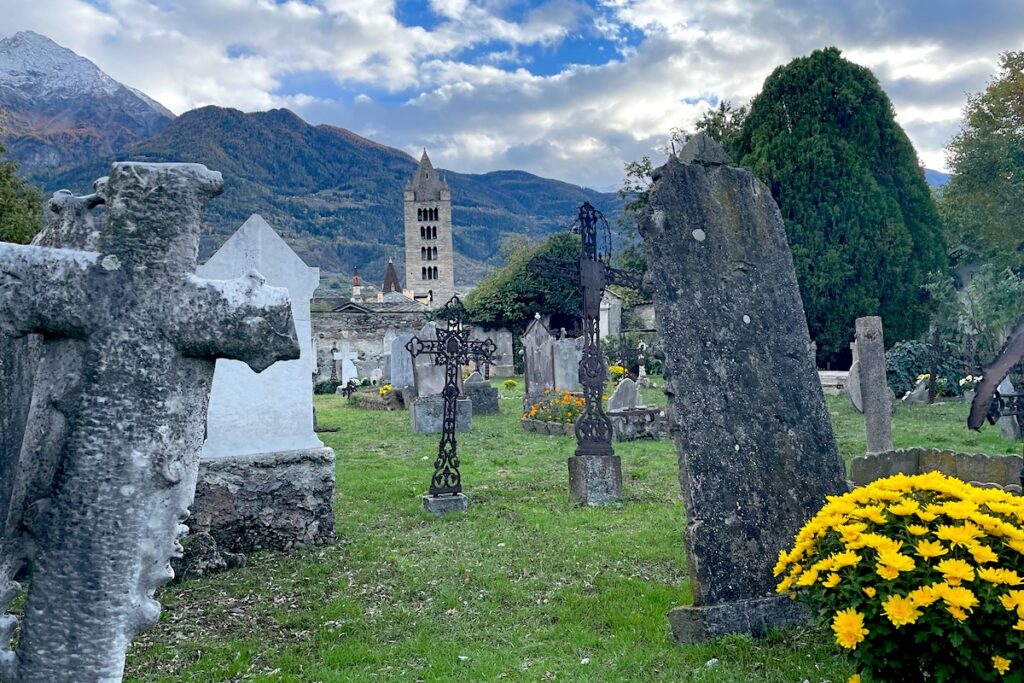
[465,370,500,415]
[855,316,894,453]
[607,377,643,412]
[193,214,335,558]
[390,333,416,388]
[522,316,555,404]
[411,320,470,433]
[0,162,300,682]
[553,331,584,392]
[471,327,514,376]
[639,133,848,643]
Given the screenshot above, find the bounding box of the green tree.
[695,100,748,157]
[732,47,946,364]
[0,143,43,244]
[464,232,581,334]
[940,51,1024,264]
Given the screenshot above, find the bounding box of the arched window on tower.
[421,266,426,280]
[431,225,436,239]
[432,246,437,259]
[421,246,426,260]
[433,266,438,280]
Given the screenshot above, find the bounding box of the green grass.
[122,382,1018,682]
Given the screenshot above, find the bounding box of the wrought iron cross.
[406,296,496,497]
[528,202,643,458]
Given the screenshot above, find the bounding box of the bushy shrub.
[522,389,585,423]
[776,472,1024,682]
[885,341,962,397]
[503,379,518,390]
[313,380,341,395]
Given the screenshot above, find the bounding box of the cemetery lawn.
[123,385,1017,682]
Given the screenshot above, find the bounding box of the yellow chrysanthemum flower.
[822,573,841,588]
[1001,590,1024,611]
[888,499,920,516]
[796,569,819,587]
[832,608,868,650]
[853,504,888,525]
[1014,619,1024,631]
[940,585,979,611]
[978,567,1023,586]
[969,543,999,564]
[847,675,861,683]
[877,550,915,572]
[876,563,901,581]
[947,605,969,621]
[863,586,877,598]
[909,584,941,607]
[993,656,1011,676]
[915,539,948,559]
[908,524,930,536]
[937,558,975,585]
[831,550,861,569]
[936,522,984,548]
[882,594,922,628]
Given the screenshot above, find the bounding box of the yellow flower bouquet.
[521,389,585,423]
[776,472,1024,682]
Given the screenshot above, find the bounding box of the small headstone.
[847,360,864,413]
[999,377,1022,439]
[390,333,415,388]
[904,378,930,405]
[856,316,894,453]
[522,317,555,402]
[411,322,446,396]
[607,378,643,412]
[370,368,384,384]
[464,371,499,415]
[553,333,584,392]
[640,140,848,643]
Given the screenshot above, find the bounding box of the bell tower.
[404,150,455,307]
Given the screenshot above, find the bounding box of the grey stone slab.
[522,317,555,401]
[668,596,806,644]
[567,455,623,505]
[553,334,583,392]
[0,162,300,681]
[411,322,446,396]
[410,395,472,433]
[639,141,847,641]
[422,493,468,515]
[856,317,893,453]
[846,360,863,413]
[465,381,500,416]
[607,378,643,412]
[849,450,920,486]
[390,333,415,388]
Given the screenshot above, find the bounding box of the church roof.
[382,258,402,293]
[331,298,426,314]
[407,149,447,201]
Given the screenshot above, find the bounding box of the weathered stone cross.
[406,296,495,512]
[0,162,300,683]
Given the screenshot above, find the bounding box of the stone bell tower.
[404,150,455,307]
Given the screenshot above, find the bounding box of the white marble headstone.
[412,321,446,396]
[198,214,324,457]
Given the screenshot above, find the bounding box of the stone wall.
[0,335,35,524]
[190,447,337,554]
[850,448,1023,490]
[312,310,424,381]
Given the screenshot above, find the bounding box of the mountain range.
[0,31,618,285]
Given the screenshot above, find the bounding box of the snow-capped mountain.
[0,30,173,173]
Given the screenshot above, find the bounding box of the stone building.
[404,150,455,307]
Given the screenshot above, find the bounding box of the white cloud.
[2,0,1022,187]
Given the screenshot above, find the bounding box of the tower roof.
[351,267,361,287]
[382,257,402,293]
[409,149,446,201]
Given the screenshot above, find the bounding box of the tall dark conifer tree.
[733,47,945,365]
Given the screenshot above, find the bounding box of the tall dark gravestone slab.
[639,133,848,643]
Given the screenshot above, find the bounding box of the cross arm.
[465,338,497,363]
[604,265,645,291]
[405,337,442,360]
[0,243,100,339]
[168,271,300,373]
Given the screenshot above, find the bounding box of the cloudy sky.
[3,0,1022,189]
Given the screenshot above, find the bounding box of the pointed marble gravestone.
[412,321,446,396]
[194,214,335,556]
[639,132,848,643]
[522,316,555,403]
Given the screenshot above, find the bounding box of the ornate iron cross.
[529,202,643,458]
[406,296,496,497]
